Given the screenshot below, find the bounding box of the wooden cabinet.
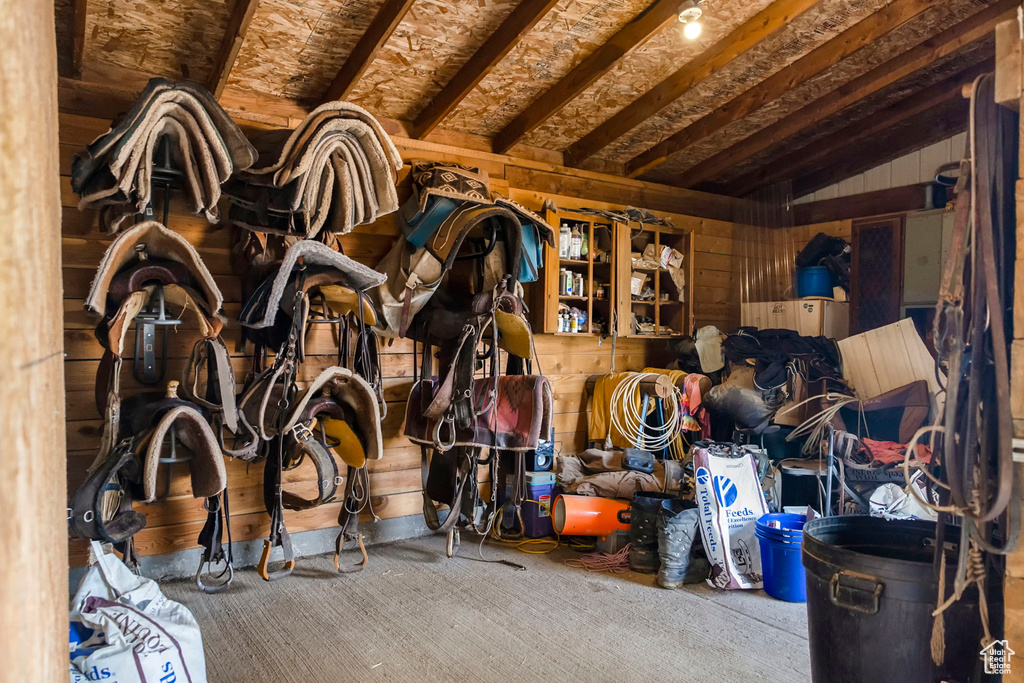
[537,208,617,335]
[532,207,694,338]
[614,224,694,338]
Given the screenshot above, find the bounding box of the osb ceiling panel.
[587,0,888,162]
[346,0,522,120]
[519,0,779,150]
[81,0,231,82]
[439,0,654,136]
[706,37,994,185]
[226,0,384,101]
[645,0,996,181]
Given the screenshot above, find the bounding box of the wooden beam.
[733,60,989,196]
[625,0,940,178]
[1,0,68,680]
[412,0,560,139]
[320,0,417,103]
[563,0,820,167]
[206,0,261,98]
[71,0,87,78]
[671,0,1015,189]
[793,184,933,224]
[492,0,682,154]
[791,100,969,198]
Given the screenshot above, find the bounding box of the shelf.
[559,258,588,265]
[552,331,600,337]
[631,299,655,305]
[558,295,587,301]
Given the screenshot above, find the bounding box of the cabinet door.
[902,210,943,306]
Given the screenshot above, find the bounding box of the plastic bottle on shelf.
[559,224,571,259]
[580,232,589,259]
[570,224,583,260]
[575,272,584,297]
[559,268,568,295]
[569,312,579,334]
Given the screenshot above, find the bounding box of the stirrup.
[256,535,295,581]
[446,527,460,558]
[195,552,234,594]
[333,531,368,574]
[433,413,457,452]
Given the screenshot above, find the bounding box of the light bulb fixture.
[679,0,704,40]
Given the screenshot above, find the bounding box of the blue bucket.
[755,513,807,602]
[796,266,833,298]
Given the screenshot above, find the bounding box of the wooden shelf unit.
[615,223,695,338]
[538,208,617,335]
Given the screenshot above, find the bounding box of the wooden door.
[850,215,905,334]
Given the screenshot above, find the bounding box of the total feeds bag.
[693,447,769,590]
[69,541,207,683]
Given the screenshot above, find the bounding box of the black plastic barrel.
[802,516,1000,683]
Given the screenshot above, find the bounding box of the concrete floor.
[163,536,811,682]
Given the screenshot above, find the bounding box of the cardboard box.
[741,299,850,340]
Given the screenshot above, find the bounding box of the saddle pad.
[404,375,553,452]
[282,366,383,461]
[85,220,223,319]
[241,240,386,330]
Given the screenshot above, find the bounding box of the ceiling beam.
[790,99,970,198]
[492,0,682,155]
[732,60,989,197]
[71,0,87,78]
[625,0,940,178]
[320,0,417,103]
[207,0,261,98]
[793,183,935,224]
[562,0,820,168]
[670,0,1015,189]
[412,0,560,139]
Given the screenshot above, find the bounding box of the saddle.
[71,77,257,233]
[237,241,388,581]
[225,101,402,238]
[71,221,240,592]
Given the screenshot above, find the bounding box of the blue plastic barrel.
[755,513,807,602]
[796,266,833,298]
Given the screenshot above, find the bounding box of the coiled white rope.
[608,372,682,452]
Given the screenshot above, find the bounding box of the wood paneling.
[58,101,739,567]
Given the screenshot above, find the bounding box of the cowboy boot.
[657,500,708,589]
[629,492,674,573]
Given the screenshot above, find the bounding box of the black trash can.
[802,516,1001,683]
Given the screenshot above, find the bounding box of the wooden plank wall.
[58,111,738,567]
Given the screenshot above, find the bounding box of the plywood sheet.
[536,0,880,155]
[645,0,995,181]
[225,0,384,100]
[511,0,779,150]
[345,0,523,120]
[699,37,993,185]
[80,0,231,83]
[439,0,654,135]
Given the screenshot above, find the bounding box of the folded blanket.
[71,78,257,233]
[225,101,402,238]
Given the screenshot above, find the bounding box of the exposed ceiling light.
[679,0,703,40]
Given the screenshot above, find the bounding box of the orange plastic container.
[552,494,630,536]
